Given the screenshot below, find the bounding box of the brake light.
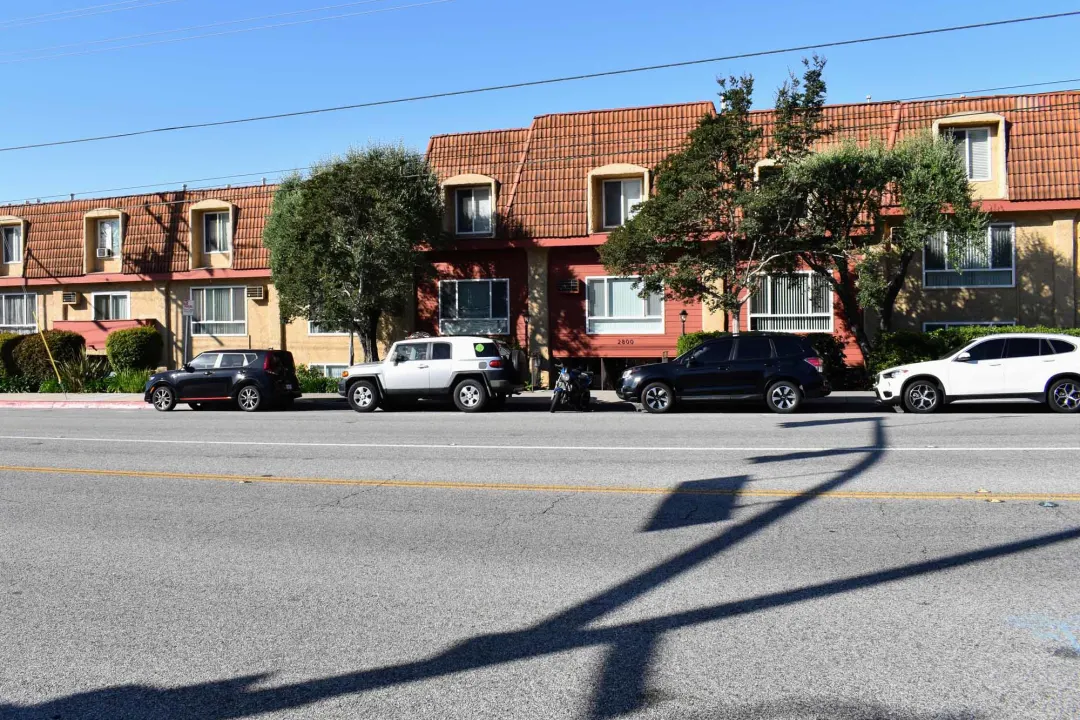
[488,359,503,368]
[263,354,279,374]
[804,357,824,372]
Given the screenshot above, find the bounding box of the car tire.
[902,378,941,414]
[1047,378,1080,413]
[766,380,802,414]
[236,385,263,412]
[640,382,674,414]
[453,379,488,413]
[151,385,176,412]
[348,380,379,413]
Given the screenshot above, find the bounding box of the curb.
[0,401,149,410]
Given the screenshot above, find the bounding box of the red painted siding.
[733,287,864,366]
[548,247,702,359]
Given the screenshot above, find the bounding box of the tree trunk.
[878,250,915,333]
[833,263,873,360]
[355,312,381,363]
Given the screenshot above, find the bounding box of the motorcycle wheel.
[550,392,560,413]
[580,392,591,412]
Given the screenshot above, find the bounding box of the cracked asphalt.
[1,400,1079,719]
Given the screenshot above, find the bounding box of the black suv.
[615,334,830,414]
[144,349,302,412]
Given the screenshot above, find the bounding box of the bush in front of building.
[106,326,163,370]
[0,332,26,377]
[0,374,38,392]
[12,330,86,383]
[295,364,338,393]
[106,368,153,393]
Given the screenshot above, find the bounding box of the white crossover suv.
[875,333,1080,414]
[337,335,525,413]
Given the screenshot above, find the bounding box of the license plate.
[285,384,293,390]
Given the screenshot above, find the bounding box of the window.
[308,321,349,336]
[749,273,833,332]
[310,363,347,378]
[394,343,429,361]
[204,212,231,254]
[924,224,1014,288]
[586,276,663,334]
[438,279,509,335]
[1004,338,1042,359]
[0,293,36,333]
[689,339,733,365]
[965,338,1006,361]
[455,187,492,235]
[471,341,501,358]
[923,320,1015,332]
[97,218,121,256]
[771,336,807,358]
[2,226,21,265]
[92,292,130,321]
[190,287,246,336]
[602,179,643,229]
[946,127,991,181]
[735,337,773,361]
[189,353,220,370]
[431,342,452,360]
[1050,340,1076,354]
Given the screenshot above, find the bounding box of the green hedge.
[106,325,163,370]
[0,333,25,377]
[296,364,338,393]
[867,325,1080,376]
[12,331,86,382]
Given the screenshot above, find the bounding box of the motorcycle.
[550,364,592,412]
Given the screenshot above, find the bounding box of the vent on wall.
[62,291,78,305]
[246,285,265,300]
[557,279,580,294]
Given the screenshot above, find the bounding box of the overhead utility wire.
[0,0,184,29]
[1,9,1078,154]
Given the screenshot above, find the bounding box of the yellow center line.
[1,464,1078,503]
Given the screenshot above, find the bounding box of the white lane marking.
[0,435,1078,452]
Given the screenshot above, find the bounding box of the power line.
[2,9,1078,154]
[0,0,398,62]
[0,0,185,29]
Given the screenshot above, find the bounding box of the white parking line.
[1,435,1078,452]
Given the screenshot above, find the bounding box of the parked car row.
[142,333,1080,415]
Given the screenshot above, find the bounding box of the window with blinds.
[585,276,663,334]
[923,224,1014,288]
[2,226,21,265]
[0,292,36,333]
[947,127,991,181]
[92,292,130,321]
[438,279,509,335]
[190,287,247,336]
[749,273,833,332]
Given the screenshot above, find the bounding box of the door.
[215,352,252,397]
[382,342,430,392]
[675,339,734,396]
[427,342,455,391]
[727,336,776,395]
[947,338,1006,397]
[1001,338,1053,394]
[176,352,222,399]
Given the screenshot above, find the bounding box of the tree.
[600,58,829,333]
[263,145,445,362]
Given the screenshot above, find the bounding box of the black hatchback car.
[144,349,302,412]
[615,334,830,413]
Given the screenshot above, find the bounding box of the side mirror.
[182,364,194,373]
[392,354,405,365]
[955,352,971,363]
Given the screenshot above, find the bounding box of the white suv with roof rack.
[875,333,1080,413]
[337,335,525,413]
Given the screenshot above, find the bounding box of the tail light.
[263,354,279,374]
[804,356,824,372]
[488,359,503,369]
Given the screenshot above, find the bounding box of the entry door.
[427,342,455,391]
[177,353,222,398]
[382,342,430,392]
[726,337,776,395]
[1002,338,1056,394]
[947,338,1006,397]
[676,339,734,396]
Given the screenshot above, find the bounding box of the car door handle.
[1042,359,1056,362]
[418,364,429,369]
[203,371,213,375]
[988,363,1001,366]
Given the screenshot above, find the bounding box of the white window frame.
[922,320,1016,332]
[2,225,22,265]
[923,223,1016,289]
[454,187,493,236]
[601,178,644,229]
[190,286,247,337]
[90,291,131,321]
[749,271,834,333]
[0,292,37,333]
[308,321,350,336]
[310,363,348,378]
[946,127,992,182]
[437,278,510,335]
[584,275,665,335]
[203,211,231,255]
[97,217,121,256]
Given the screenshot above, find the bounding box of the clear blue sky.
[3,0,1079,202]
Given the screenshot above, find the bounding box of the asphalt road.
[1,399,1078,719]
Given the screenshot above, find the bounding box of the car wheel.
[236,385,262,412]
[348,380,379,413]
[766,380,802,414]
[902,379,941,414]
[151,385,176,412]
[453,379,488,413]
[640,382,674,414]
[1048,378,1080,413]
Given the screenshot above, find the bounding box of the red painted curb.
[0,401,148,410]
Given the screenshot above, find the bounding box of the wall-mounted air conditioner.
[557,279,581,294]
[246,285,265,300]
[62,291,78,305]
[95,247,113,259]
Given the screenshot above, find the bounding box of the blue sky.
[2,0,1079,202]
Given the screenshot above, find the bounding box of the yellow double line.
[1,464,1078,503]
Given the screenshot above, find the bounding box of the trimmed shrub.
[106,325,164,370]
[0,374,38,392]
[296,364,338,393]
[107,368,152,393]
[56,351,111,393]
[0,332,25,377]
[12,331,86,383]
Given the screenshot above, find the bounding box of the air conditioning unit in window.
[246,285,265,300]
[62,291,79,305]
[96,247,113,259]
[557,279,581,294]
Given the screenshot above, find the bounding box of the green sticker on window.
[475,343,485,353]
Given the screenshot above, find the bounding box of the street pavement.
[1,399,1078,719]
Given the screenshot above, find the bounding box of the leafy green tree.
[263,146,445,362]
[600,58,829,333]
